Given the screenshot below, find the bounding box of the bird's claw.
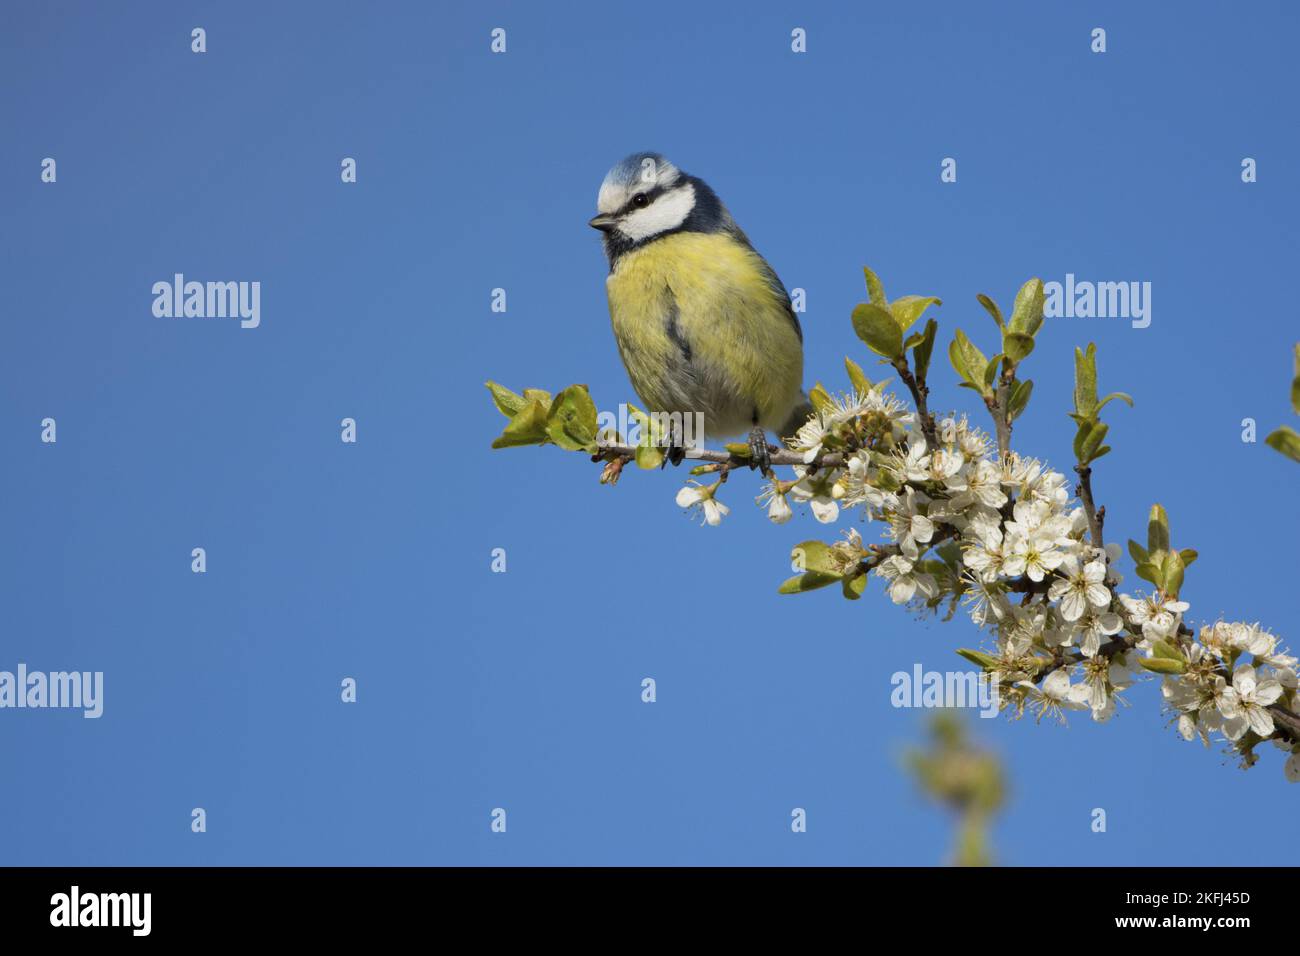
[659,423,687,468]
[748,426,774,475]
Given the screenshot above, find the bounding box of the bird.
[588,152,811,473]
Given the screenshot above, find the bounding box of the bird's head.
[589,152,724,258]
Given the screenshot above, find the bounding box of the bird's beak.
[588,214,617,232]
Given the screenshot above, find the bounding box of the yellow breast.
[603,232,803,436]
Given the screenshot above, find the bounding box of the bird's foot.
[659,424,687,468]
[748,426,775,475]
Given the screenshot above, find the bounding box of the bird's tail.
[777,394,816,448]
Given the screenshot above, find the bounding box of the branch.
[593,440,844,471]
[489,268,1300,779]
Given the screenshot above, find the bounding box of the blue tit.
[588,152,811,471]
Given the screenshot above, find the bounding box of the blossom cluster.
[674,385,1300,780]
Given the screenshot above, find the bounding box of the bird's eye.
[632,193,650,208]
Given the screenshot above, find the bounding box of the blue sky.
[1,0,1297,865]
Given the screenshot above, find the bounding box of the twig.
[892,356,939,448]
[1074,464,1104,549]
[1267,704,1300,741]
[992,361,1016,462]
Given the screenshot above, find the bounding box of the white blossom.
[1048,556,1111,622]
[789,412,831,463]
[675,482,729,526]
[789,466,841,524]
[885,488,934,559]
[1217,664,1284,740]
[1017,668,1089,722]
[1119,592,1188,645]
[756,481,793,524]
[875,554,937,605]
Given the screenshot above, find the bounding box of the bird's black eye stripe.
[623,186,664,213]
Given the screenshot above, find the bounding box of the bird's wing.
[727,225,803,344]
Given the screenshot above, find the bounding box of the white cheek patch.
[617,184,696,242]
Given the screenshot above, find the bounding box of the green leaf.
[956,648,999,671]
[522,388,553,407]
[841,573,868,600]
[947,335,973,382]
[983,353,1004,391]
[1140,657,1187,675]
[1147,504,1171,554]
[1072,421,1094,461]
[1265,426,1300,462]
[626,403,660,440]
[485,381,528,418]
[490,400,551,449]
[1078,421,1109,464]
[790,540,839,575]
[634,443,665,470]
[890,295,942,334]
[1134,561,1162,586]
[1007,379,1033,421]
[1008,278,1045,337]
[545,385,599,452]
[1161,548,1185,598]
[1179,548,1198,569]
[1073,343,1099,419]
[913,318,938,381]
[863,266,888,308]
[948,329,990,394]
[845,356,872,395]
[1150,639,1186,662]
[625,403,666,469]
[975,294,1004,330]
[779,571,842,594]
[809,382,834,414]
[1002,332,1035,364]
[1127,539,1149,566]
[852,302,903,358]
[1096,392,1134,413]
